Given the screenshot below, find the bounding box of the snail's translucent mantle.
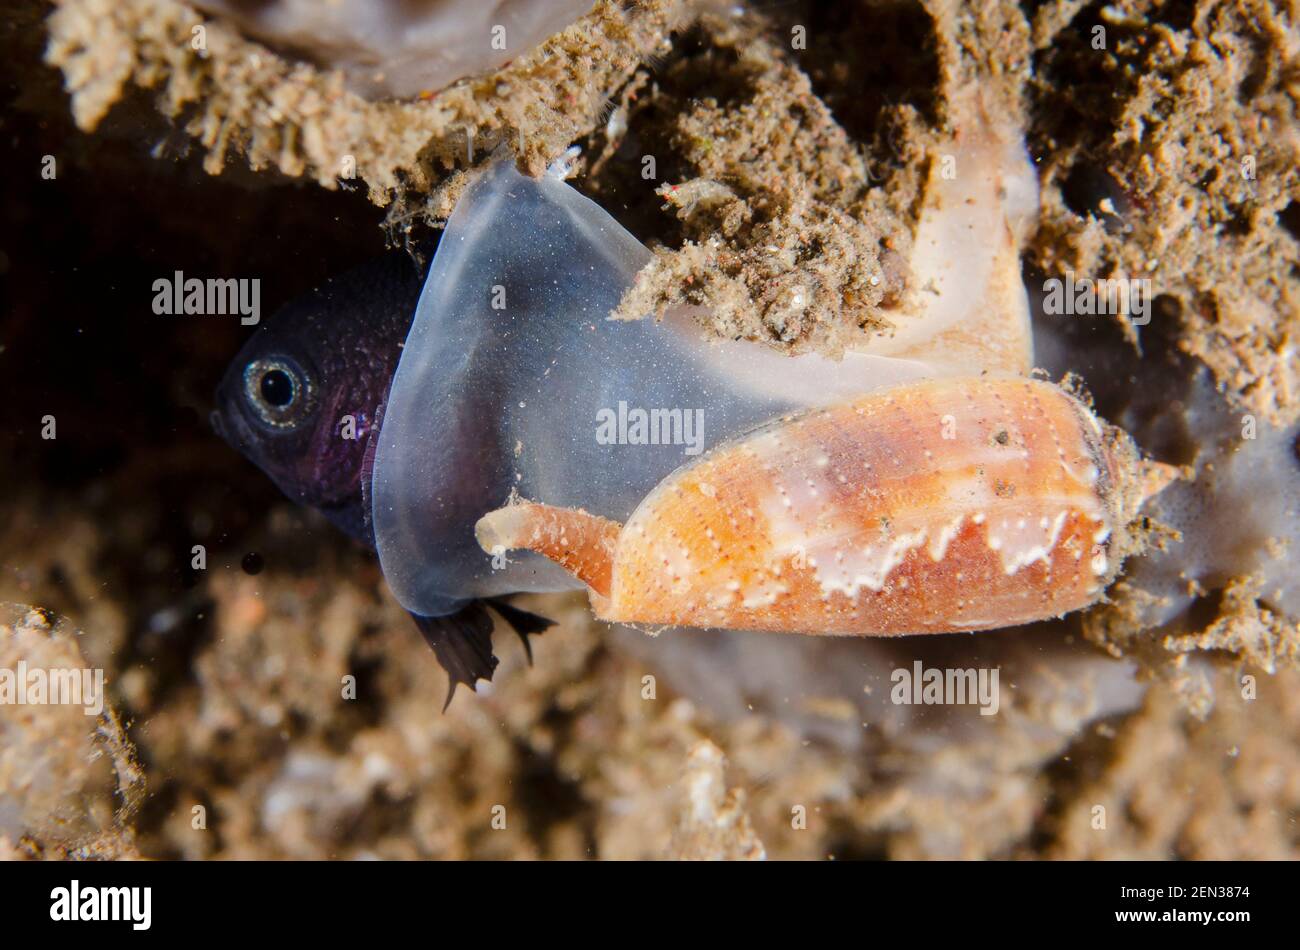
[371,159,946,617]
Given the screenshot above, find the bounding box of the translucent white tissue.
[371,159,947,616]
[193,0,594,99]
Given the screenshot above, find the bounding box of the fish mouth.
[212,352,277,450]
[210,373,261,457]
[216,405,261,458]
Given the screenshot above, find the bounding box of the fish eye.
[259,368,294,407]
[242,357,316,430]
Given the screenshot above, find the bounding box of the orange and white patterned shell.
[592,376,1134,633]
[476,376,1172,635]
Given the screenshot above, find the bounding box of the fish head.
[214,255,424,540]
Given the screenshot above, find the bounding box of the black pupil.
[260,369,295,408]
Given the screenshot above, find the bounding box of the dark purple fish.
[212,253,552,706]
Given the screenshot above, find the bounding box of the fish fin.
[486,597,556,666]
[411,604,499,710]
[411,598,557,707]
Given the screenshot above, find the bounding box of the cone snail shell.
[475,376,1177,635]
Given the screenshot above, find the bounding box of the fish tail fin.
[411,597,556,709]
[485,596,556,665]
[411,604,498,710]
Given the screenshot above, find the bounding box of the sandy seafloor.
[0,0,1297,859]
